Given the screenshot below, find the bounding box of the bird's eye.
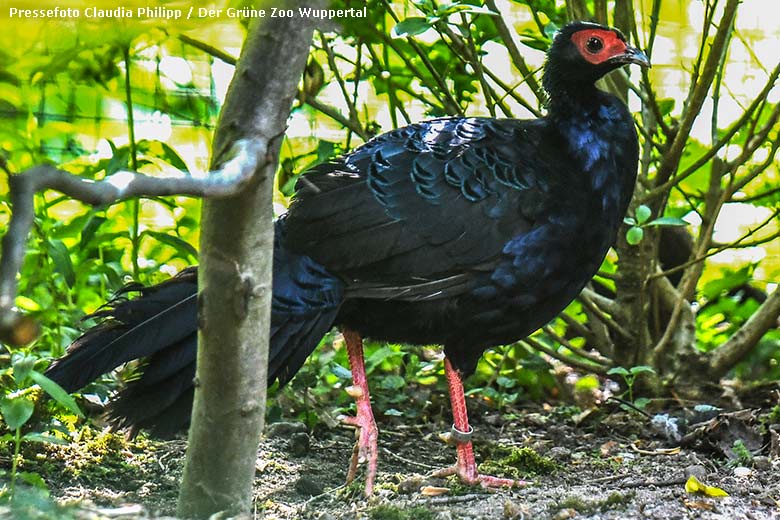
[585,37,604,53]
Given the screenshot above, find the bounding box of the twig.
[522,337,608,375]
[305,98,371,141]
[421,493,490,505]
[652,0,740,190]
[578,293,631,340]
[178,33,237,65]
[581,287,619,315]
[542,326,612,366]
[318,32,365,142]
[381,0,462,115]
[483,0,544,105]
[381,447,438,470]
[646,209,780,282]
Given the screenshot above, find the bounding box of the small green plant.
[623,204,688,245]
[730,439,753,466]
[607,365,656,406]
[0,350,83,500]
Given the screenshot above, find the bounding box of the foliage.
[0,349,82,500]
[0,0,778,496]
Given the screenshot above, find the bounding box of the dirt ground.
[12,396,779,520]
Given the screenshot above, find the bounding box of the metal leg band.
[450,423,474,444]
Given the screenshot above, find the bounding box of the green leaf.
[379,375,405,390]
[18,471,50,490]
[330,363,352,380]
[23,432,69,445]
[626,226,644,245]
[0,396,35,429]
[633,397,651,409]
[629,365,656,375]
[80,215,107,248]
[11,352,37,383]
[635,205,652,225]
[30,371,84,417]
[392,17,433,38]
[657,98,675,116]
[46,239,75,287]
[15,295,41,312]
[142,230,198,260]
[151,140,189,173]
[384,408,404,417]
[496,376,516,389]
[647,217,689,227]
[623,217,636,226]
[607,367,630,376]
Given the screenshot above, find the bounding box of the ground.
[4,396,779,519]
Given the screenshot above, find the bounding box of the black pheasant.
[46,21,650,493]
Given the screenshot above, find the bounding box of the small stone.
[733,466,752,477]
[548,446,571,461]
[683,464,707,481]
[553,508,577,520]
[753,456,771,470]
[295,476,324,496]
[265,421,307,438]
[288,432,310,457]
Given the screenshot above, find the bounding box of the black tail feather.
[45,221,345,437]
[45,268,198,393]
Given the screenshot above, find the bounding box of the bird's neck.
[545,83,604,118]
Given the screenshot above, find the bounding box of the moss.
[552,491,635,515]
[444,475,485,495]
[478,445,558,480]
[768,405,780,425]
[368,505,437,520]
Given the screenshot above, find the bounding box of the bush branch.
[0,138,267,344]
[709,288,780,379]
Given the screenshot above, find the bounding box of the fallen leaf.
[420,486,450,496]
[683,500,716,511]
[685,475,728,497]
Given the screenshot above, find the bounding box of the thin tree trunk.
[177,3,321,517]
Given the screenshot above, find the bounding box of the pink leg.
[433,357,527,489]
[339,329,379,496]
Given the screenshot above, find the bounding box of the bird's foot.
[433,423,527,489]
[431,464,527,489]
[339,385,379,496]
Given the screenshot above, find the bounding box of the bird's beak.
[610,45,651,68]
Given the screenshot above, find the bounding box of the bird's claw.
[431,465,527,489]
[340,410,379,495]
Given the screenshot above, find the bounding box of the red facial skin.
[571,29,628,65]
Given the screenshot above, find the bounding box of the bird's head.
[543,21,650,99]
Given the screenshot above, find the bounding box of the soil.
[6,398,780,520]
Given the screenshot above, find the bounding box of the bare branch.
[318,32,366,144]
[542,325,613,366]
[581,287,620,315]
[578,291,632,340]
[0,138,266,344]
[305,98,371,141]
[709,288,780,379]
[522,336,609,375]
[178,33,238,66]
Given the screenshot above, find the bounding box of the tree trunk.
[176,3,321,517]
